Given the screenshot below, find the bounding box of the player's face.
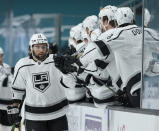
[32,43,48,61]
[0,54,4,65]
[102,19,109,32]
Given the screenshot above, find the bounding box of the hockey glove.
[65,45,76,55]
[7,105,21,128]
[54,54,79,74]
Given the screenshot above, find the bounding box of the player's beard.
[32,51,48,61]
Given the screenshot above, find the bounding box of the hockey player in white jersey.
[82,15,99,44]
[0,47,13,131]
[67,23,87,56]
[8,33,68,131]
[62,17,99,104]
[106,7,142,107]
[59,24,88,103]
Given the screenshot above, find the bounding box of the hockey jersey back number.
[32,72,50,93]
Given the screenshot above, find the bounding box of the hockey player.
[0,47,13,131]
[82,15,99,44]
[67,23,87,56]
[108,7,142,107]
[59,24,87,103]
[9,33,68,131]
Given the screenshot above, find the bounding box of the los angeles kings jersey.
[12,54,68,121]
[102,25,142,94]
[0,63,13,110]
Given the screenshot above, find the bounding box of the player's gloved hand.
[53,54,65,67]
[53,54,79,74]
[65,45,76,55]
[7,105,21,126]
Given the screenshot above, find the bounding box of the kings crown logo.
[32,72,50,93]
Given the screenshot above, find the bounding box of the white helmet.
[0,47,4,54]
[115,7,134,26]
[70,23,82,41]
[29,33,48,47]
[29,33,49,57]
[83,15,99,32]
[144,8,151,27]
[98,5,117,22]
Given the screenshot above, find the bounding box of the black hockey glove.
[53,54,79,74]
[53,54,65,69]
[65,45,76,55]
[7,105,21,128]
[49,43,58,54]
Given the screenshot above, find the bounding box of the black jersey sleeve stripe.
[12,64,35,85]
[95,59,109,69]
[84,68,98,72]
[126,72,141,92]
[12,87,25,92]
[80,48,96,58]
[92,77,108,86]
[25,99,68,114]
[60,78,69,88]
[116,77,123,89]
[94,40,110,57]
[0,99,13,105]
[44,61,54,64]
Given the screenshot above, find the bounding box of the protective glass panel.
[142,0,159,109]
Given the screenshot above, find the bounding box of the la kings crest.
[32,72,50,93]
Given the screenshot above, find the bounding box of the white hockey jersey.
[101,25,142,94]
[0,63,13,110]
[12,54,68,121]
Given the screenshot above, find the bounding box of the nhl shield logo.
[32,72,50,93]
